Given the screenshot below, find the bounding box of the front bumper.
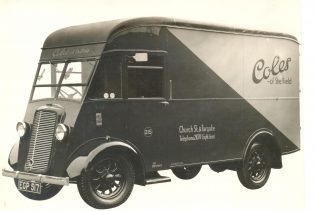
[2,169,69,186]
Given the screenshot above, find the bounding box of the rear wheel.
[14,179,62,200]
[172,165,201,180]
[77,154,135,209]
[237,143,271,189]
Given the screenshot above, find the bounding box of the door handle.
[160,101,169,106]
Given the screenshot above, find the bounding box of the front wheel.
[172,165,201,180]
[14,179,62,200]
[77,154,135,209]
[237,143,271,189]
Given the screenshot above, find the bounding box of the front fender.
[8,142,19,169]
[66,138,138,178]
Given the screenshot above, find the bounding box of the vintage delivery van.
[2,17,300,209]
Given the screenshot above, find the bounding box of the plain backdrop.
[0,0,314,210]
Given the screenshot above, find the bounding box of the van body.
[2,17,300,209]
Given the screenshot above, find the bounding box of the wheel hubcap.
[247,150,267,183]
[90,158,125,199]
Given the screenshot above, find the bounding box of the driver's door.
[124,52,170,171]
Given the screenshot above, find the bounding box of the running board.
[144,172,171,185]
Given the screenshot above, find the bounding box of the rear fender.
[244,129,282,169]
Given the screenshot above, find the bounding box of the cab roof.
[43,17,298,49]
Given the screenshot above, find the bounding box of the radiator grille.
[25,110,57,173]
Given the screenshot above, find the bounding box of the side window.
[127,53,164,98]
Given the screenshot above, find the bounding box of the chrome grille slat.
[25,110,57,173]
[33,135,54,139]
[36,127,55,131]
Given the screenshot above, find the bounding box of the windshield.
[32,60,96,101]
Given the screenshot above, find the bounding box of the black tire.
[77,154,135,209]
[237,143,271,189]
[172,165,201,180]
[14,179,62,200]
[209,164,226,173]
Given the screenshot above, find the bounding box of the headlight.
[55,124,68,142]
[16,122,28,138]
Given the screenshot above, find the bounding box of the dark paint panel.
[105,26,167,51]
[165,99,244,164]
[125,99,169,170]
[71,100,127,146]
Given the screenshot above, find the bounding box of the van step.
[144,172,171,185]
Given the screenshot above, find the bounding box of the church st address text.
[178,124,216,142]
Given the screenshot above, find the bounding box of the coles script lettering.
[252,56,292,84]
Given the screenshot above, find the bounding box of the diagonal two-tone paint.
[168,27,300,149]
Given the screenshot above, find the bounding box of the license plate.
[18,180,42,194]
